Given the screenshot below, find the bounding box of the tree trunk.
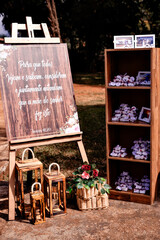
[46,0,61,40]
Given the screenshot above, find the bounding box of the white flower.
[74,112,78,120]
[64,124,80,134]
[0,52,8,59]
[67,117,76,125]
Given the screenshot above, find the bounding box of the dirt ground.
[1,189,160,240]
[74,83,105,106]
[1,84,160,239]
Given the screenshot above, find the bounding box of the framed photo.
[114,35,134,49]
[135,34,155,48]
[138,107,151,123]
[137,71,151,86]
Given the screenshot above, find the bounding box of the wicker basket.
[76,183,109,210]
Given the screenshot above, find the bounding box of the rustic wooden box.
[76,183,109,210]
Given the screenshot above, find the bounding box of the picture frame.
[135,34,155,48]
[136,71,151,86]
[114,35,134,49]
[138,107,151,123]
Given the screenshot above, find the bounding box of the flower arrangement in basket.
[67,162,111,210]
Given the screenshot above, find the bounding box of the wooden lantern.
[15,148,43,217]
[30,182,45,224]
[44,163,67,217]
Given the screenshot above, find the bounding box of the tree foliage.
[0,0,53,37]
[55,0,160,71]
[1,0,160,72]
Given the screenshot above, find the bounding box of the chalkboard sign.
[0,44,80,141]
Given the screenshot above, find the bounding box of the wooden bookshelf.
[105,48,160,204]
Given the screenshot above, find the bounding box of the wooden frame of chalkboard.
[0,17,88,221]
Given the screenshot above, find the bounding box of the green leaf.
[66,186,73,194]
[69,188,73,194]
[82,179,89,185]
[83,161,89,165]
[104,184,111,189]
[106,189,110,194]
[101,188,106,194]
[91,163,96,169]
[98,179,103,184]
[75,177,82,182]
[77,183,83,189]
[84,184,90,190]
[91,183,95,187]
[73,171,79,175]
[88,180,95,187]
[100,177,105,182]
[78,166,82,172]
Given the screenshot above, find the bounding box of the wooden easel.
[3,17,88,221]
[5,16,60,43]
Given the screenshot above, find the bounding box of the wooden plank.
[0,99,5,129]
[26,16,35,38]
[8,150,16,220]
[150,48,160,204]
[109,190,151,204]
[16,158,42,168]
[107,121,151,127]
[4,37,60,44]
[10,132,82,144]
[16,165,43,172]
[26,16,42,38]
[16,24,27,30]
[63,178,67,213]
[44,173,65,181]
[77,140,89,163]
[105,50,110,185]
[150,49,157,203]
[158,49,160,166]
[108,156,151,164]
[49,181,52,215]
[158,48,160,200]
[10,134,82,150]
[41,23,51,38]
[40,165,44,192]
[110,189,150,198]
[19,170,24,216]
[107,86,151,90]
[106,48,152,52]
[11,23,19,39]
